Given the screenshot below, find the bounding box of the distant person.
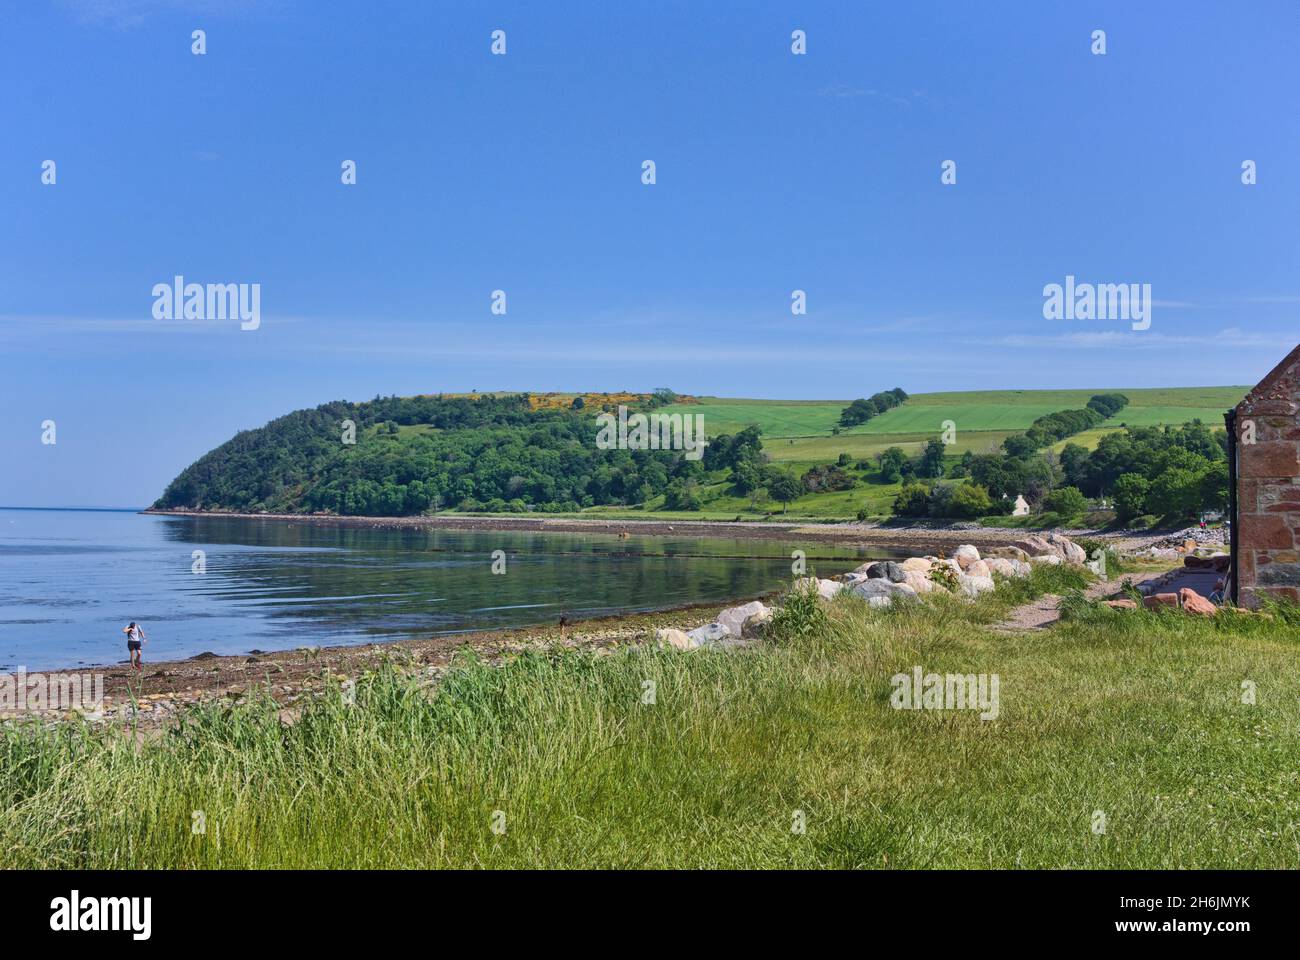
[123,621,146,671]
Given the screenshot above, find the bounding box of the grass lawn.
[663,398,850,438]
[579,472,904,522]
[4,567,1298,868]
[766,430,1014,463]
[1050,428,1115,453]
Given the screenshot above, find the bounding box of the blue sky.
[3,0,1299,508]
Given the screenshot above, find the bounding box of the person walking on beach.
[123,621,146,671]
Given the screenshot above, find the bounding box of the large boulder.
[964,559,991,579]
[1029,553,1063,567]
[850,578,918,606]
[1140,546,1182,561]
[655,627,698,650]
[899,557,933,573]
[1047,533,1086,565]
[1185,553,1231,573]
[818,578,845,599]
[1014,535,1055,558]
[1143,592,1178,610]
[984,557,1018,578]
[1178,588,1217,616]
[741,607,775,638]
[717,601,770,637]
[864,583,919,608]
[686,622,730,645]
[1015,532,1085,565]
[1010,559,1032,578]
[850,578,896,600]
[958,574,995,597]
[987,545,1030,562]
[902,570,935,594]
[865,561,908,583]
[793,577,843,600]
[924,559,962,592]
[952,545,981,570]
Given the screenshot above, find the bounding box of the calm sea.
[0,508,882,671]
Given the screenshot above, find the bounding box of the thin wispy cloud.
[1130,295,1299,310]
[991,328,1297,350]
[0,314,307,339]
[817,83,935,108]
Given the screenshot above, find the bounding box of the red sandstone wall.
[1236,346,1300,606]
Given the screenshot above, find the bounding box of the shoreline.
[1,600,735,726]
[4,512,1196,692]
[142,507,1105,552]
[4,513,1195,723]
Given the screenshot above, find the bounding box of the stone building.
[1230,343,1300,606]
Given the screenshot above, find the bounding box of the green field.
[664,398,847,438]
[403,387,1240,464]
[670,387,1243,440]
[664,386,1246,475]
[761,430,1016,464]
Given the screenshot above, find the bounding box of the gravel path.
[994,573,1160,632]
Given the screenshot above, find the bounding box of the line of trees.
[1000,394,1129,457]
[1085,392,1129,418]
[838,388,909,427]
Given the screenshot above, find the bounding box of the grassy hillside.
[154,386,1243,523]
[667,386,1245,466]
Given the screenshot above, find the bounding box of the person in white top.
[123,621,146,671]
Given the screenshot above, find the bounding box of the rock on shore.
[657,599,774,650]
[657,534,1094,650]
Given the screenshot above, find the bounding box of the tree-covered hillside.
[155,387,1235,523]
[154,394,712,515]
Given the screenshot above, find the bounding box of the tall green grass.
[3,566,1297,869]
